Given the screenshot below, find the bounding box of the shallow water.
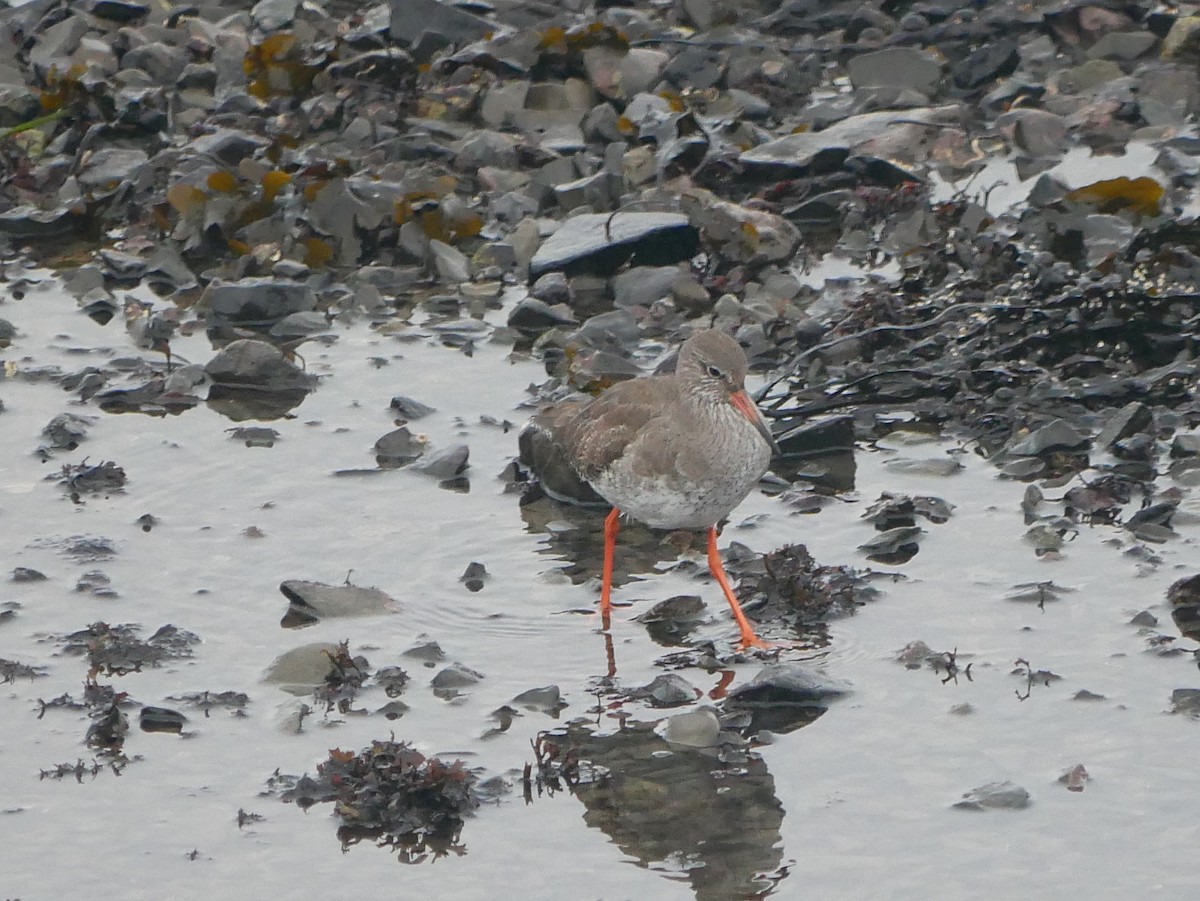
[2,273,1198,900]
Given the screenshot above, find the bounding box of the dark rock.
[460,561,488,592]
[431,662,484,694]
[954,781,1031,811]
[528,213,699,281]
[529,271,571,304]
[58,460,127,496]
[741,107,960,172]
[1170,433,1200,458]
[78,148,148,194]
[41,413,95,450]
[510,685,564,715]
[76,570,116,596]
[632,674,700,708]
[269,312,330,340]
[1006,420,1088,456]
[252,0,298,31]
[1172,688,1200,715]
[86,0,150,22]
[208,279,317,328]
[389,0,493,49]
[507,298,577,338]
[775,415,854,456]
[953,40,1020,90]
[375,427,427,467]
[226,427,278,448]
[204,340,316,392]
[858,526,924,562]
[611,265,679,309]
[1095,401,1152,449]
[139,706,187,734]
[1163,16,1200,62]
[0,204,87,238]
[389,395,436,420]
[413,443,469,478]
[1087,31,1157,60]
[727,663,852,707]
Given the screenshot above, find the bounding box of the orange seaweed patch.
[206,170,238,193]
[167,183,206,214]
[302,180,327,203]
[303,237,334,267]
[449,211,482,239]
[38,64,88,111]
[658,90,686,112]
[261,170,292,203]
[244,32,318,99]
[1066,176,1164,215]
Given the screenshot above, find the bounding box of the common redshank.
[533,329,779,648]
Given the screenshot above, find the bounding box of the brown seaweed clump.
[272,740,481,863]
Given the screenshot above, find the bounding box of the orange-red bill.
[730,389,780,456]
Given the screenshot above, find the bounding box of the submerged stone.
[413,443,469,478]
[954,781,1031,811]
[634,674,700,708]
[431,662,484,697]
[204,340,316,392]
[278,580,398,627]
[264,643,341,694]
[727,663,852,707]
[511,685,564,715]
[655,708,721,748]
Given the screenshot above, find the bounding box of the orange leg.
[706,526,769,649]
[599,507,620,630]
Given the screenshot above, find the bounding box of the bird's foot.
[737,635,780,652]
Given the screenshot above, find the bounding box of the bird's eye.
[706,365,723,379]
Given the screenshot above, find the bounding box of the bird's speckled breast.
[587,402,772,530]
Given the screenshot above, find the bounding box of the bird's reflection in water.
[555,719,811,901]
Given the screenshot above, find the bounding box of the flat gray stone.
[848,47,942,95]
[1007,419,1088,456]
[389,0,492,46]
[209,278,317,326]
[954,781,1032,811]
[727,663,853,707]
[413,443,469,478]
[1095,401,1152,449]
[740,106,959,171]
[78,148,149,192]
[279,580,397,626]
[529,212,698,280]
[1086,31,1158,60]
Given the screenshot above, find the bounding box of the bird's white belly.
[590,439,770,530]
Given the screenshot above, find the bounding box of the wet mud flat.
[1,0,1200,898]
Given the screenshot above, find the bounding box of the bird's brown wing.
[536,377,677,483]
